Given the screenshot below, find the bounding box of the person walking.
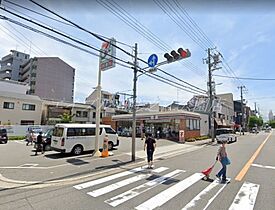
[26,131,34,146]
[144,133,156,169]
[216,140,230,183]
[35,132,44,155]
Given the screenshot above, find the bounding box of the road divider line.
[229,182,260,210]
[235,131,272,181]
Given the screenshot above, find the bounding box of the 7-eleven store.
[112,110,202,142]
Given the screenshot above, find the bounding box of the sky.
[1,0,275,120]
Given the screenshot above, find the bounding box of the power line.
[28,0,140,59]
[0,15,133,70]
[0,7,132,66]
[213,74,275,81]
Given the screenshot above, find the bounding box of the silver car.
[216,128,237,144]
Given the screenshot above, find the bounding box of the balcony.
[0,70,12,80]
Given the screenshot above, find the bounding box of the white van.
[51,124,119,155]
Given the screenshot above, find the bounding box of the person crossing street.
[144,133,156,169]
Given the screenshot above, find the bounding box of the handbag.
[221,156,231,165]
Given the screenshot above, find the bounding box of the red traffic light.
[178,48,191,58]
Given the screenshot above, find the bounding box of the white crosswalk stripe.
[73,167,262,210]
[87,167,168,197]
[229,182,260,210]
[73,166,147,190]
[135,172,205,210]
[105,169,184,207]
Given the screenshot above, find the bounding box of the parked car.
[0,128,8,144]
[251,127,259,134]
[216,128,237,144]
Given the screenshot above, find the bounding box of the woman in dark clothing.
[144,133,156,169]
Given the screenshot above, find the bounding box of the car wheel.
[108,142,114,150]
[72,145,83,155]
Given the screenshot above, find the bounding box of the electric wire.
[6,21,48,55]
[0,24,42,56]
[0,15,133,70]
[0,7,132,67]
[98,0,207,88]
[28,0,142,61]
[213,74,275,81]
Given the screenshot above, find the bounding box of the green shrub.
[8,136,26,140]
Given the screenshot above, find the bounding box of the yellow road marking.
[235,131,272,181]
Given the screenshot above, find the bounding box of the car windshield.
[0,129,7,134]
[216,129,234,135]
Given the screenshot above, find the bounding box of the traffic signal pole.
[132,43,138,161]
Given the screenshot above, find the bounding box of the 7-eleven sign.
[99,38,116,71]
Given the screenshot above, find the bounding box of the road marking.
[229,182,260,210]
[18,163,39,167]
[87,167,168,197]
[73,166,147,190]
[105,169,184,207]
[202,178,231,210]
[235,131,272,181]
[252,163,275,170]
[182,178,229,210]
[135,173,205,210]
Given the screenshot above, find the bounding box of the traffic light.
[164,48,191,62]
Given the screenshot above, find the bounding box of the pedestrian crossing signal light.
[164,48,191,63]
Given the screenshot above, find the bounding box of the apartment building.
[20,57,75,102]
[0,91,42,125]
[0,50,30,80]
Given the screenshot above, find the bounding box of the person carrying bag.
[216,140,231,183]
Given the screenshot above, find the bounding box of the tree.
[248,116,263,128]
[59,113,74,123]
[269,120,275,128]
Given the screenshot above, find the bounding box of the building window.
[76,111,81,117]
[82,111,88,118]
[3,102,14,109]
[22,104,35,111]
[93,112,96,118]
[21,120,34,125]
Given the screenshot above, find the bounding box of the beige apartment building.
[0,91,42,125]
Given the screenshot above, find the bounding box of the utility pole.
[131,43,138,161]
[207,48,215,142]
[238,86,245,133]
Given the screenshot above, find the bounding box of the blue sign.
[148,54,158,67]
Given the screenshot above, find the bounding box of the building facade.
[0,50,30,80]
[20,57,75,102]
[0,91,42,125]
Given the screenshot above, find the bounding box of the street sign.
[148,54,158,67]
[99,38,116,71]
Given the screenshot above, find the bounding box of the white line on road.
[252,163,275,170]
[182,179,221,210]
[229,182,260,210]
[202,178,231,210]
[73,166,147,190]
[87,167,168,197]
[105,169,184,207]
[135,173,205,210]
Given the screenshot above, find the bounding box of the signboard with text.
[99,38,116,71]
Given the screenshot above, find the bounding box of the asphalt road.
[0,131,274,210]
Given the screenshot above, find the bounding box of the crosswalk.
[73,166,260,210]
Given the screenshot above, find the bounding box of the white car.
[216,128,237,144]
